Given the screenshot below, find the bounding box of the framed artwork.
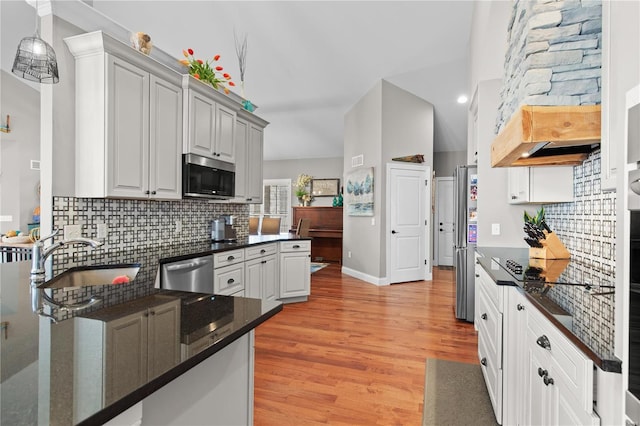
[311,178,340,197]
[345,167,374,216]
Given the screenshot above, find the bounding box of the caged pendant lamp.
[11,0,59,84]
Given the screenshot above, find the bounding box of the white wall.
[263,157,343,207]
[0,70,41,233]
[468,2,526,248]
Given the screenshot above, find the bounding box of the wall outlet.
[348,251,352,258]
[371,217,375,226]
[97,223,108,239]
[175,220,182,233]
[491,223,501,235]
[64,224,82,239]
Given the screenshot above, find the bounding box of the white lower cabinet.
[74,296,180,422]
[245,243,278,300]
[279,240,311,301]
[476,260,600,426]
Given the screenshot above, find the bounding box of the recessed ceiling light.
[457,95,468,104]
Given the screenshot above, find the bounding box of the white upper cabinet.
[234,110,268,203]
[65,31,182,200]
[183,75,238,163]
[507,166,574,204]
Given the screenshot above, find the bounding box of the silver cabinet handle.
[536,335,551,350]
[631,178,640,195]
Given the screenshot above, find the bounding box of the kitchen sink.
[37,263,141,289]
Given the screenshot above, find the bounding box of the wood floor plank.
[254,265,478,425]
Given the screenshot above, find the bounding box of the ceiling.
[3,1,476,161]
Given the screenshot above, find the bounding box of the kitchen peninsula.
[0,234,316,425]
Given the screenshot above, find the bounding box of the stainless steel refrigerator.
[453,165,478,322]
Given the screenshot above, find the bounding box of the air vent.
[351,155,364,168]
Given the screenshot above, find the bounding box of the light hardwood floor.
[254,264,479,425]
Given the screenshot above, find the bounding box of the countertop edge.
[76,302,283,426]
[158,235,312,265]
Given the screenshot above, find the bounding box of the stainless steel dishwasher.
[160,255,214,293]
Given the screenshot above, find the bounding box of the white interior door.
[436,177,454,266]
[387,164,428,284]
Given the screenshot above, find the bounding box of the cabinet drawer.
[214,264,244,295]
[213,249,245,267]
[526,304,593,412]
[245,243,277,260]
[477,285,503,369]
[476,264,503,310]
[478,334,502,424]
[280,240,311,252]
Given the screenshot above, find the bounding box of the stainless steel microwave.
[182,154,235,200]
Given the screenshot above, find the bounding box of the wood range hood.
[490,105,601,167]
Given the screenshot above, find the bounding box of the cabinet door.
[523,340,553,425]
[262,254,278,301]
[147,300,180,380]
[245,257,262,299]
[507,167,529,203]
[246,124,264,203]
[187,90,216,157]
[104,311,148,405]
[106,55,150,198]
[279,252,310,298]
[508,166,574,204]
[234,118,249,200]
[215,104,236,163]
[504,289,528,426]
[149,75,182,200]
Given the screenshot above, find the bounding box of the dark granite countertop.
[0,237,285,425]
[476,246,620,373]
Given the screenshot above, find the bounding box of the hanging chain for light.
[11,0,60,84]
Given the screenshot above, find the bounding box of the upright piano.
[292,206,343,263]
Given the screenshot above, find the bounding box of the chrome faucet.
[30,229,103,287]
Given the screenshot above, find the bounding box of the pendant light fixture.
[11,0,59,84]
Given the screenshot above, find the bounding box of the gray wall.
[263,157,343,207]
[343,80,434,280]
[0,71,41,233]
[433,151,466,177]
[343,81,383,278]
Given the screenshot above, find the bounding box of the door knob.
[391,230,398,234]
[480,357,487,366]
[537,367,548,377]
[517,303,525,311]
[543,376,554,386]
[439,222,443,225]
[481,313,487,320]
[439,228,443,232]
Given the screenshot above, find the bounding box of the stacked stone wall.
[496,0,602,133]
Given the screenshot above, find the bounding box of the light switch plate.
[491,223,501,235]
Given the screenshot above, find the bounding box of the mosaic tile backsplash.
[542,149,617,356]
[47,197,249,320]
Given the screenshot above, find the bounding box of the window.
[250,179,292,233]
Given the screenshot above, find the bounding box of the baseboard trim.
[341,267,389,286]
[341,267,433,285]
